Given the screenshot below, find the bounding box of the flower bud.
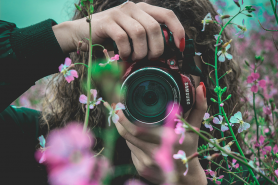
[222,39,232,49]
[211,153,221,160]
[221,15,231,19]
[226,69,233,74]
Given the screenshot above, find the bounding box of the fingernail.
[179,37,185,52]
[200,82,206,98]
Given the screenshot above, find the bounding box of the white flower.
[104,102,125,126]
[217,44,233,62]
[208,138,220,151]
[173,150,189,176]
[221,142,233,157]
[229,111,250,133]
[201,13,213,31]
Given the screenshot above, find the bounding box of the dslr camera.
[113,25,201,127]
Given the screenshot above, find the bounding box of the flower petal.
[247,76,254,83]
[225,53,233,60]
[251,73,260,80]
[112,114,120,124]
[89,104,94,109]
[258,80,266,88]
[213,117,220,124]
[251,85,258,93]
[234,111,243,120]
[59,64,64,72]
[221,125,229,132]
[218,53,226,62]
[65,75,74,83]
[64,57,72,67]
[115,103,125,111]
[90,89,97,100]
[79,95,88,104]
[69,70,78,78]
[204,113,210,120]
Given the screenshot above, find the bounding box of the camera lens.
[143,90,158,106]
[121,67,181,127]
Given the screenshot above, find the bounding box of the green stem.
[178,116,276,184]
[221,107,260,185]
[83,14,93,133]
[218,72,228,80]
[253,92,261,166]
[270,0,278,25]
[74,63,88,68]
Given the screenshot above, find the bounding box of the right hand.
[72,1,185,61]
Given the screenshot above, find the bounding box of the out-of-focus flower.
[175,121,186,144]
[195,52,202,56]
[221,141,234,157]
[235,19,247,38]
[35,122,96,185]
[203,113,213,131]
[59,58,78,83]
[79,89,102,109]
[229,111,250,133]
[103,102,125,126]
[214,34,223,47]
[213,115,229,132]
[207,171,224,185]
[275,169,278,177]
[263,106,272,115]
[273,144,278,154]
[254,135,272,155]
[208,138,222,151]
[204,153,220,161]
[246,73,266,93]
[201,13,213,31]
[204,169,214,176]
[173,150,189,176]
[99,49,120,66]
[217,40,233,62]
[228,159,239,170]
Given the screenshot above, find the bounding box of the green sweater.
[0,19,265,185]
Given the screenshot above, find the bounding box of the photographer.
[0,0,243,185]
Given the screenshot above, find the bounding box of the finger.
[186,82,207,128]
[114,120,154,155]
[117,109,162,144]
[136,2,185,50]
[119,2,164,60]
[112,9,148,61]
[102,19,131,60]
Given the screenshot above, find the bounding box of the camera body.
[114,25,196,127]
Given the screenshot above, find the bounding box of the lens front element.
[121,67,181,127]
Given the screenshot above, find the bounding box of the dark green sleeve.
[0,19,69,113]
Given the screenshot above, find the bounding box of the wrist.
[52,21,76,54]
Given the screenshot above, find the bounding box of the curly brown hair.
[39,0,245,183]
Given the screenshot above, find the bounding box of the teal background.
[0,0,273,32]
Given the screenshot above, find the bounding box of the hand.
[114,84,208,185]
[71,1,185,60]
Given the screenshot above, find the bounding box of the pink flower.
[254,135,272,155]
[35,122,96,185]
[79,89,102,109]
[155,102,178,174]
[59,58,78,83]
[204,169,214,176]
[246,73,266,93]
[273,144,278,154]
[215,9,223,24]
[203,113,213,131]
[275,169,278,177]
[174,121,186,144]
[173,150,189,176]
[213,115,229,132]
[228,159,239,170]
[263,106,272,115]
[99,49,120,66]
[207,171,224,185]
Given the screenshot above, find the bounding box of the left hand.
[114,83,208,185]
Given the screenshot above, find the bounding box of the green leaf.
[246,14,252,17]
[90,5,94,14]
[75,3,82,11]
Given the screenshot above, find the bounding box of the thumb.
[186,82,207,128]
